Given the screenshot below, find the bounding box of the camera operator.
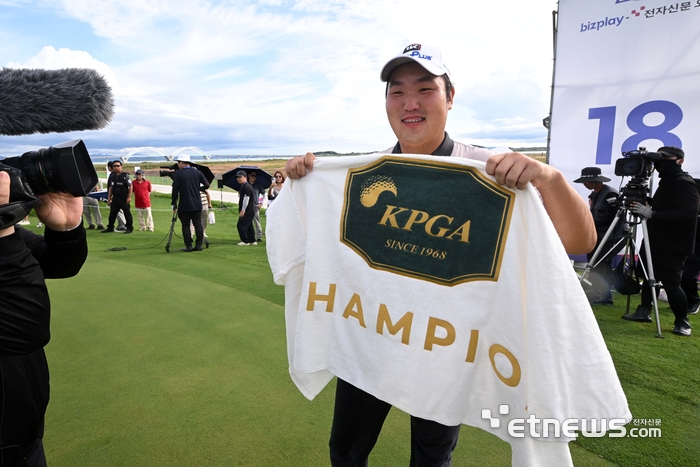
[681,178,700,315]
[0,170,87,466]
[574,167,627,304]
[626,146,699,336]
[171,155,209,251]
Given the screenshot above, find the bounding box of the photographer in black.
[0,170,87,466]
[171,155,210,251]
[574,167,626,304]
[626,146,699,336]
[0,66,110,466]
[681,178,700,315]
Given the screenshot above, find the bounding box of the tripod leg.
[640,219,664,338]
[580,209,625,285]
[166,210,177,253]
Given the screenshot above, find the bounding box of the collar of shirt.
[391,132,454,156]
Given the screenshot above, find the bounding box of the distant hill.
[512,147,546,153]
[315,147,547,156]
[314,150,373,156]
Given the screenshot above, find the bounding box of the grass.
[29,193,700,466]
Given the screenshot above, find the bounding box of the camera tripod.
[217,186,229,209]
[165,210,210,253]
[580,206,664,338]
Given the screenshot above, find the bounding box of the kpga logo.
[341,157,514,286]
[481,405,661,439]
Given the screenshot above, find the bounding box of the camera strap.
[0,199,41,230]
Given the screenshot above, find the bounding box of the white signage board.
[550,0,700,196]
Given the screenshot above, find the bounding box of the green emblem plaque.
[340,157,514,286]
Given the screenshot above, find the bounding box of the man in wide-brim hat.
[573,166,611,185]
[574,167,626,304]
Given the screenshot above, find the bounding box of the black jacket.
[172,167,209,212]
[108,172,131,200]
[648,170,700,255]
[0,225,87,466]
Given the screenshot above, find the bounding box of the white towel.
[267,154,631,466]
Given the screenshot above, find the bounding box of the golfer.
[284,43,595,466]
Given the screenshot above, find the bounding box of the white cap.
[380,43,451,82]
[175,154,191,162]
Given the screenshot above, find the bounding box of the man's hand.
[35,192,82,231]
[486,152,557,190]
[239,210,244,218]
[631,202,653,219]
[487,152,596,254]
[285,152,316,179]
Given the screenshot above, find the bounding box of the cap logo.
[403,44,421,54]
[409,50,432,61]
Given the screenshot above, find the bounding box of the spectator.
[268,171,285,203]
[82,197,104,230]
[102,161,133,234]
[190,189,212,241]
[236,170,257,246]
[106,161,127,231]
[248,170,264,242]
[133,169,154,231]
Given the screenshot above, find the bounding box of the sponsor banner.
[550,0,700,196]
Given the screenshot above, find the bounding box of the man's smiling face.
[385,61,453,155]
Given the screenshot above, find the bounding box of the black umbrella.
[221,166,272,192]
[161,162,215,184]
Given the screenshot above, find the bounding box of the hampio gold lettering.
[304,281,521,388]
[341,157,513,286]
[306,282,337,312]
[376,304,413,345]
[343,293,367,328]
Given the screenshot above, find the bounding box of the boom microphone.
[0,68,114,136]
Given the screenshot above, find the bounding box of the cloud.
[1,0,558,156]
[6,45,119,89]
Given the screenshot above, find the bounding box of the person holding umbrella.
[236,170,257,246]
[248,170,265,242]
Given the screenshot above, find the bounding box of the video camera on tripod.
[614,147,662,208]
[581,147,667,337]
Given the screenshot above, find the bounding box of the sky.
[0,0,559,157]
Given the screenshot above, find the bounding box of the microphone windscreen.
[0,68,115,136]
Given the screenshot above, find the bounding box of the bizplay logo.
[481,404,658,439]
[580,15,626,32]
